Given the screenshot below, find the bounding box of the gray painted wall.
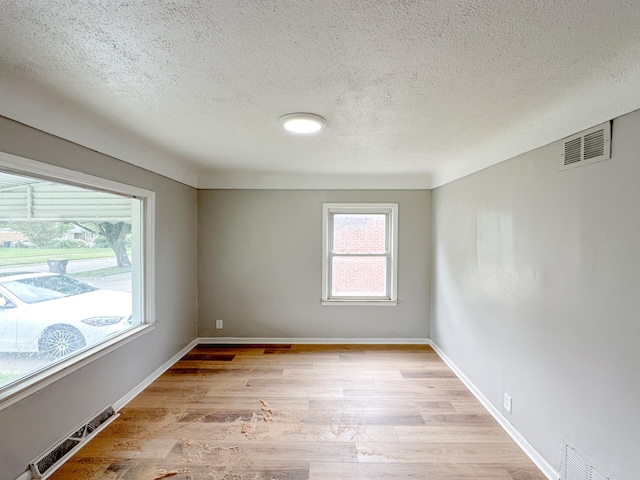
[431,110,640,479]
[198,189,431,339]
[7,103,640,480]
[0,117,198,480]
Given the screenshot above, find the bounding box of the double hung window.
[322,203,398,305]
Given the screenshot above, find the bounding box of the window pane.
[0,170,142,390]
[332,214,386,253]
[331,256,386,297]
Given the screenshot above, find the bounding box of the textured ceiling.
[1,1,640,189]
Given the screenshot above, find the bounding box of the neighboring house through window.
[322,203,398,305]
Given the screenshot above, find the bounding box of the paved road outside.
[0,257,131,291]
[81,272,131,292]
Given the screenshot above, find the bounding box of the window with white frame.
[0,152,154,408]
[322,203,398,305]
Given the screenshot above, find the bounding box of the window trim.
[322,203,398,306]
[0,151,156,411]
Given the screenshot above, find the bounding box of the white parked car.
[0,272,132,358]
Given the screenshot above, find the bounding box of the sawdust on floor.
[237,399,303,440]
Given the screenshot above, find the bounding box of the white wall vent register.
[562,441,612,480]
[560,121,611,171]
[29,406,118,478]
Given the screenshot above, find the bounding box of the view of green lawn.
[0,247,117,267]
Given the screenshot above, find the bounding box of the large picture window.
[322,203,398,305]
[0,152,154,406]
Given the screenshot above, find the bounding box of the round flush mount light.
[279,113,326,134]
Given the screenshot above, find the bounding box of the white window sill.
[0,323,156,412]
[321,300,398,306]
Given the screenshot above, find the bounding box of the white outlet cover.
[216,320,223,329]
[503,393,512,413]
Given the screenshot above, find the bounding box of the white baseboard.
[112,338,199,411]
[15,471,31,480]
[197,337,431,345]
[430,341,559,480]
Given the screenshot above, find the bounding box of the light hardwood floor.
[50,344,546,479]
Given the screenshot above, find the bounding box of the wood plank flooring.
[49,344,546,480]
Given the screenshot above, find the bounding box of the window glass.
[332,214,386,253]
[331,256,387,297]
[322,203,398,304]
[1,275,98,303]
[0,169,143,390]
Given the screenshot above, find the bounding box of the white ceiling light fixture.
[279,113,327,134]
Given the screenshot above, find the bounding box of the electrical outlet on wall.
[215,319,223,330]
[503,393,512,413]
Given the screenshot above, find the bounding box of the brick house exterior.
[332,214,386,296]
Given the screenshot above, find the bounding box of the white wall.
[198,189,431,339]
[0,116,198,480]
[431,110,640,479]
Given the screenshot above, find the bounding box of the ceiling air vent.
[560,121,611,171]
